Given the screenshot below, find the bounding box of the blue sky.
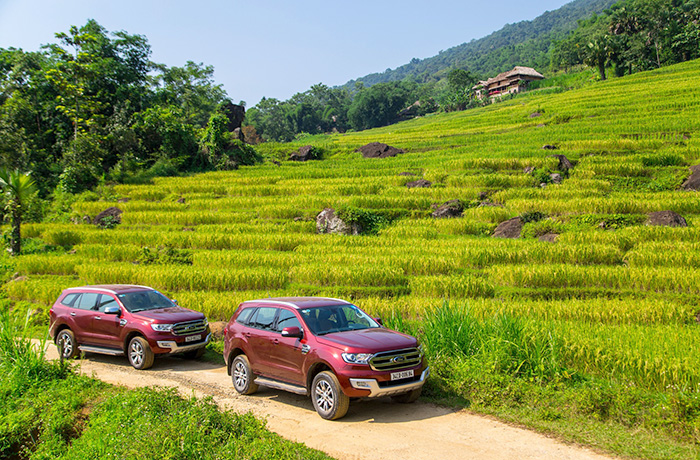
[0,0,572,105]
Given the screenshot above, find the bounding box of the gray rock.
[647,211,687,227]
[357,142,404,158]
[406,179,432,188]
[290,145,318,162]
[539,233,559,243]
[493,217,523,239]
[549,173,562,184]
[549,154,573,172]
[431,200,464,218]
[316,208,361,235]
[682,165,700,191]
[523,166,535,174]
[542,144,558,150]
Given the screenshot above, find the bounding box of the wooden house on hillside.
[473,66,544,99]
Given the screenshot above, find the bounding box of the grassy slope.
[3,60,700,458]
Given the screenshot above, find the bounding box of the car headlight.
[342,353,373,365]
[151,323,173,332]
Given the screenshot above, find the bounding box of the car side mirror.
[104,306,121,316]
[171,299,179,305]
[374,317,383,326]
[281,326,303,338]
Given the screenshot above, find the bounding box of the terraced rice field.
[7,59,700,397]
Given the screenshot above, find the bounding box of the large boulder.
[431,200,464,218]
[539,232,559,243]
[219,102,246,132]
[549,154,573,172]
[290,145,319,162]
[647,211,687,227]
[682,165,700,191]
[93,207,122,228]
[406,179,432,188]
[357,142,404,159]
[493,217,523,239]
[316,208,361,235]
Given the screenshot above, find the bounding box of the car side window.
[276,309,302,333]
[77,292,99,310]
[97,294,118,312]
[61,293,80,307]
[249,307,277,331]
[236,307,255,325]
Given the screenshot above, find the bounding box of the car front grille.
[369,347,422,371]
[172,319,207,336]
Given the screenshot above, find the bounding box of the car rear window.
[60,293,80,307]
[235,307,255,325]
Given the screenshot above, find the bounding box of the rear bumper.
[156,333,211,354]
[349,367,429,397]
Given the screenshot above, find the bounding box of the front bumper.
[156,333,211,354]
[349,367,430,397]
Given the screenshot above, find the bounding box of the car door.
[90,294,123,349]
[244,307,279,376]
[71,292,100,344]
[268,308,306,385]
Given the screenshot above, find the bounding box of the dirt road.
[42,345,615,460]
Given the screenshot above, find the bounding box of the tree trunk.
[598,62,606,81]
[10,202,21,256]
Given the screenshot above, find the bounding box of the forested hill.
[343,0,617,88]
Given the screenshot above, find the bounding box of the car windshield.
[300,304,380,336]
[118,290,175,313]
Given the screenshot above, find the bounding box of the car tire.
[311,371,350,420]
[391,387,422,403]
[56,329,79,360]
[182,347,206,359]
[127,336,154,370]
[231,354,258,395]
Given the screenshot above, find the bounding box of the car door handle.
[95,316,102,320]
[244,332,251,338]
[272,338,279,345]
[70,312,76,316]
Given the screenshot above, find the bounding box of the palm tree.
[0,169,37,256]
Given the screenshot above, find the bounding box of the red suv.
[223,297,429,420]
[49,285,210,370]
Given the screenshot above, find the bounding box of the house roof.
[486,66,544,86]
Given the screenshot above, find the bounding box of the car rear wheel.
[56,329,79,360]
[231,354,258,395]
[127,336,154,370]
[391,387,422,403]
[311,371,349,420]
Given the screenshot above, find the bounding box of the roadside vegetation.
[0,311,331,459]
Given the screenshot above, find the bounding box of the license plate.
[391,369,414,381]
[185,334,201,343]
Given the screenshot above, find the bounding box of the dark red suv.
[49,285,210,369]
[223,297,429,420]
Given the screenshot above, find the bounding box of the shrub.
[43,230,82,249]
[336,206,389,235]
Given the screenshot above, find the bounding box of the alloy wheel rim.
[60,333,73,357]
[315,380,334,412]
[130,340,144,365]
[234,361,247,389]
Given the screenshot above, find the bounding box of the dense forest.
[0,20,259,199]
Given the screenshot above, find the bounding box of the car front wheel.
[311,371,349,420]
[127,336,154,370]
[56,329,79,360]
[231,354,258,395]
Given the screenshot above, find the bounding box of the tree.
[0,169,37,255]
[585,36,613,80]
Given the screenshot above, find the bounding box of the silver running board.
[79,345,124,356]
[254,377,308,395]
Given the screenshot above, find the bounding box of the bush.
[336,206,390,235]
